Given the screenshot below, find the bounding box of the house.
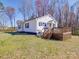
[17,15,58,34]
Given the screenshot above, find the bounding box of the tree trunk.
[14,16,15,30]
[10,17,13,32]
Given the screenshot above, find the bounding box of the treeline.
[0,5,16,30]
[19,0,79,28]
[0,0,79,32]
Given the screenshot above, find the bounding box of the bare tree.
[19,0,33,20]
[35,0,50,17]
[6,7,15,28]
[0,1,5,29]
[42,0,49,15]
[49,0,58,16]
[35,0,43,17]
[58,5,63,27]
[76,6,79,27]
[62,3,69,27]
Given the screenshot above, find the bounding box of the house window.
[18,25,21,29]
[39,22,46,26]
[39,22,42,26]
[43,23,46,26]
[25,23,29,28]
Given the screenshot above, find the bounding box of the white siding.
[36,15,58,33]
[17,15,58,34]
[36,17,49,33]
[24,20,37,33]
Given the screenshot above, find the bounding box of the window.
[39,22,42,26]
[18,25,21,29]
[25,23,29,28]
[39,22,46,26]
[43,23,46,26]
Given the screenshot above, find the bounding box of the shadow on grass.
[4,32,71,41]
[4,32,36,35]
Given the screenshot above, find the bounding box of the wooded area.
[0,0,79,34]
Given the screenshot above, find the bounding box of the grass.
[0,32,79,59]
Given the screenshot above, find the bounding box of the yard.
[0,32,79,59]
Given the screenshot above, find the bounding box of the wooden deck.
[42,27,72,40]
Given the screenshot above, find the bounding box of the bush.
[72,28,79,35]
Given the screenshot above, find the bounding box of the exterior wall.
[17,24,24,32]
[17,15,58,34]
[55,22,58,27]
[49,20,58,28]
[36,15,54,33]
[24,20,37,33]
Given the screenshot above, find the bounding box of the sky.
[1,0,23,20]
[0,0,78,26]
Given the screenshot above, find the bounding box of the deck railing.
[52,27,71,34]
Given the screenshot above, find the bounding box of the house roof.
[17,14,57,24]
[48,19,57,23]
[24,14,56,22]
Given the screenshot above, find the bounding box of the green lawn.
[0,32,79,59]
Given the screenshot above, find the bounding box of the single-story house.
[17,15,58,34]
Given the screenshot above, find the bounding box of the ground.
[0,32,79,59]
